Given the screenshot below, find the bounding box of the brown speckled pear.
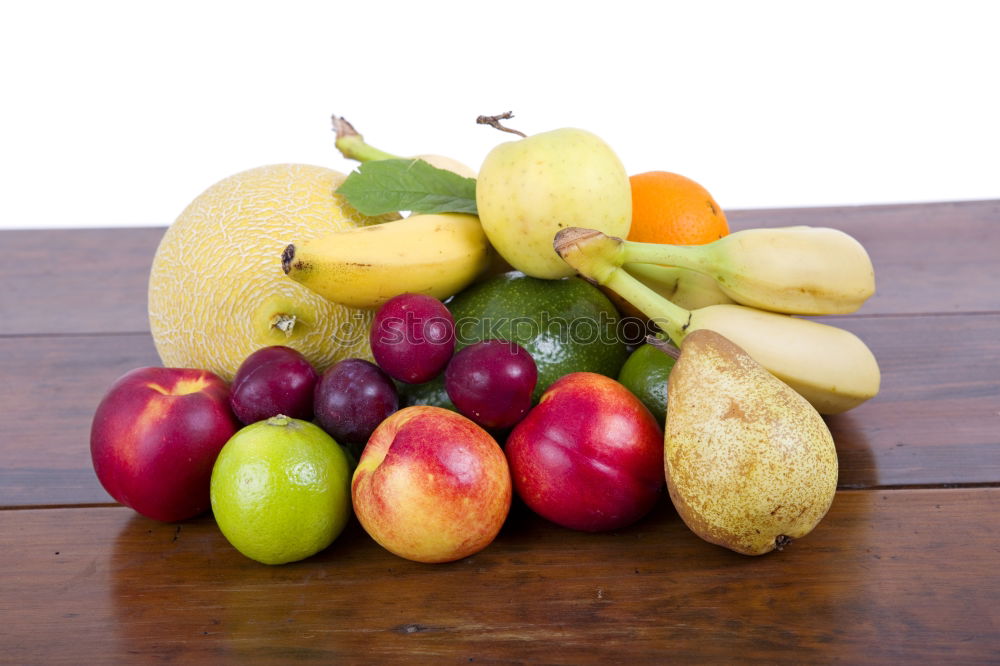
[664,329,838,555]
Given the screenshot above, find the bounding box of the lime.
[210,415,352,565]
[617,342,677,426]
[448,271,628,401]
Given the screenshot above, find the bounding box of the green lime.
[617,342,677,426]
[210,415,352,565]
[448,271,628,401]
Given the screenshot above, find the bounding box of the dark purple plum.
[229,346,318,424]
[370,293,455,384]
[314,358,399,447]
[444,339,538,429]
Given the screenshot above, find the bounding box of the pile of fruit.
[91,113,881,565]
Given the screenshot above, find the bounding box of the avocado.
[447,272,629,401]
[395,374,457,412]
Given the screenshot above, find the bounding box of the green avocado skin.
[447,272,629,402]
[395,374,456,412]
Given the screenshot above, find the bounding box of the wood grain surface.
[0,227,161,336]
[2,489,998,663]
[2,200,999,662]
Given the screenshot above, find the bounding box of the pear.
[663,329,838,555]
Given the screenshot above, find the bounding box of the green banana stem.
[623,263,688,296]
[619,238,714,275]
[554,228,691,344]
[604,267,691,344]
[332,115,401,162]
[551,228,626,284]
[624,262,736,310]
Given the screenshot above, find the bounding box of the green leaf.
[335,158,478,216]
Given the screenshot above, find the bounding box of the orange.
[627,171,729,245]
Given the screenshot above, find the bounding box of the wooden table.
[3,201,999,663]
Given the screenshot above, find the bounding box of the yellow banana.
[624,263,736,311]
[282,213,491,309]
[556,227,880,414]
[601,226,875,315]
[683,304,880,414]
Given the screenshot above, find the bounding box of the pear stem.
[332,115,401,162]
[621,239,713,275]
[645,335,681,360]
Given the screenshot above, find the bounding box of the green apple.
[475,128,631,279]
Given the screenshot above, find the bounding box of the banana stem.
[621,239,713,275]
[603,268,691,345]
[332,115,401,162]
[554,227,691,344]
[623,263,685,295]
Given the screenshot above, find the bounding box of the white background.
[2,1,997,230]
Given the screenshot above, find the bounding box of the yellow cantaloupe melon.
[148,163,395,381]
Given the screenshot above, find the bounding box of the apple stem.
[332,114,401,162]
[476,111,526,137]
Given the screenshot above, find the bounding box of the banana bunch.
[282,213,492,309]
[554,227,881,414]
[618,225,876,315]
